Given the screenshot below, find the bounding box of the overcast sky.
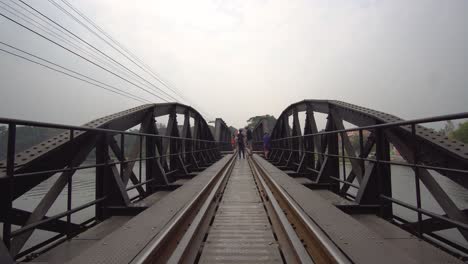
[0,0,467,129]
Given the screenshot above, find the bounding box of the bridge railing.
[266,112,468,256]
[0,117,230,260]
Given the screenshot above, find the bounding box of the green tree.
[452,122,468,143]
[246,115,276,130]
[228,126,237,135]
[439,120,455,137]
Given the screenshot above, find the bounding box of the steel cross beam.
[265,99,468,250]
[0,102,224,259]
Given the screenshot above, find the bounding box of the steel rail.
[251,156,352,264]
[166,153,236,263]
[248,158,314,263]
[131,154,237,264]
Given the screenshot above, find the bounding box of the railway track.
[132,154,350,264]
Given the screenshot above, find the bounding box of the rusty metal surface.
[199,159,283,264]
[253,155,463,264]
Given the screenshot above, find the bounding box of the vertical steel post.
[291,109,301,167]
[193,117,201,165]
[412,124,423,237]
[359,130,364,173]
[139,136,143,183]
[95,133,109,221]
[67,129,74,239]
[3,123,16,249]
[375,128,392,219]
[146,132,155,192]
[120,133,125,183]
[303,108,315,173]
[341,133,346,183]
[326,114,340,193]
[168,113,179,172]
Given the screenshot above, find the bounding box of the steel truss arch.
[0,102,231,258]
[255,99,468,251]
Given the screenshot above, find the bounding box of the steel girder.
[0,103,218,198]
[268,100,468,183]
[214,118,232,151]
[0,103,222,258]
[252,118,266,151]
[264,99,468,241]
[251,118,277,151]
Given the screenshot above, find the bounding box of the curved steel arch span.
[1,103,227,199]
[0,103,234,258]
[254,99,468,247]
[260,99,468,180]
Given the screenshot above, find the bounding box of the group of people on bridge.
[231,127,271,159]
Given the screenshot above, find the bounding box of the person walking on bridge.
[231,134,237,150]
[263,132,271,159]
[237,128,246,159]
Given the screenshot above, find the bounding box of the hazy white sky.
[0,0,467,128]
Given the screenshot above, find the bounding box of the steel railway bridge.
[0,100,467,263]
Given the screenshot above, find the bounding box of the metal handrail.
[0,116,229,143]
[0,115,232,260]
[270,112,468,141]
[11,197,107,237]
[12,146,226,178]
[381,195,468,231]
[264,111,468,255]
[268,147,468,174]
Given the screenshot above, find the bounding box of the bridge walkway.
[198,159,283,263]
[27,154,463,264]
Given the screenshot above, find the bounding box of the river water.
[11,161,468,253]
[11,163,145,252]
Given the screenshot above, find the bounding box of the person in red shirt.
[263,132,271,159]
[231,134,236,150]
